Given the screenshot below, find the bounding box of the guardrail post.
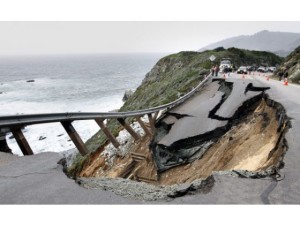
[135,116,152,136]
[95,118,120,148]
[147,113,156,134]
[117,118,141,141]
[61,121,88,156]
[0,129,12,153]
[153,111,159,120]
[11,127,34,155]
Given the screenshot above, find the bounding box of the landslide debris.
[158,97,289,185]
[79,89,289,182]
[76,92,289,200]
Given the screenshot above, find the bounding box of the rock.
[26,80,35,83]
[275,45,300,84]
[59,148,78,168]
[39,136,47,140]
[122,90,134,102]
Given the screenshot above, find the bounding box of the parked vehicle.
[247,66,257,71]
[268,66,276,72]
[219,58,233,72]
[237,66,248,74]
[257,66,267,73]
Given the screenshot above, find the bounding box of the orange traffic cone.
[284,78,288,86]
[266,76,269,81]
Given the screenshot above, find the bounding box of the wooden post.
[147,113,156,133]
[95,118,120,148]
[61,121,88,156]
[11,127,33,156]
[117,118,141,141]
[153,111,159,121]
[0,129,12,154]
[135,116,152,136]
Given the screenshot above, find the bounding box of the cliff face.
[275,45,300,84]
[68,48,283,177]
[123,51,208,110]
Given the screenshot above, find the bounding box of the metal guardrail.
[0,73,212,128]
[0,73,212,156]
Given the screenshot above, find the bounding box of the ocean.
[0,53,165,155]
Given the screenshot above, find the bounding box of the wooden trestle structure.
[0,73,212,156]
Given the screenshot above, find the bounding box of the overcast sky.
[1,21,300,56]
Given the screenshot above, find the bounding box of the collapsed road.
[89,75,287,190]
[0,72,300,204]
[152,78,272,172]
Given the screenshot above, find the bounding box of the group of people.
[278,67,289,81]
[211,65,220,76]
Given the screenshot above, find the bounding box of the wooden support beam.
[117,118,141,141]
[61,121,88,156]
[147,113,156,133]
[135,116,152,136]
[0,129,12,154]
[11,127,33,156]
[95,118,120,148]
[153,111,159,121]
[136,175,158,183]
[131,152,147,162]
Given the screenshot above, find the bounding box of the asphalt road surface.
[0,72,300,204]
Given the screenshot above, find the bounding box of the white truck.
[219,58,233,72]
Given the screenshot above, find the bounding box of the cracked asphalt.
[0,72,300,204]
[158,77,266,147]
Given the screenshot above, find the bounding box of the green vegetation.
[68,47,283,177]
[274,45,300,84]
[67,153,88,178]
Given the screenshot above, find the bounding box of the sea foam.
[0,54,164,155]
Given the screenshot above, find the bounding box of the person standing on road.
[215,65,220,76]
[211,65,215,76]
[278,69,284,81]
[284,68,289,79]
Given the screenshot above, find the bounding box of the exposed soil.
[79,97,288,187]
[158,99,286,185]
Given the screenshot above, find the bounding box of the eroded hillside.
[68,48,283,177]
[275,45,300,83]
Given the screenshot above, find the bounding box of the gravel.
[76,175,214,201]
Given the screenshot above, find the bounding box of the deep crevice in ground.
[152,81,267,172]
[208,80,233,120]
[74,81,290,201]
